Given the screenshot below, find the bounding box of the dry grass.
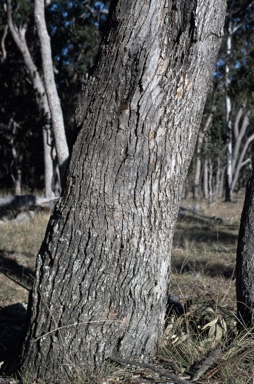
[0,211,50,306]
[159,192,254,384]
[0,211,50,256]
[1,192,254,383]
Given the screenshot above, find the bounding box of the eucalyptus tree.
[20,0,226,381]
[5,0,59,197]
[0,0,103,193]
[224,0,254,201]
[190,0,254,202]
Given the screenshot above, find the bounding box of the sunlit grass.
[1,192,252,383]
[0,211,50,256]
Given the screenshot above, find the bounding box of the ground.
[1,192,254,383]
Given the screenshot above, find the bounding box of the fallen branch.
[111,356,193,384]
[179,206,227,224]
[192,345,222,381]
[0,195,58,221]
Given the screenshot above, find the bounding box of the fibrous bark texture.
[21,0,226,381]
[236,169,254,326]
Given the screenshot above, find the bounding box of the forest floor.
[0,191,253,383]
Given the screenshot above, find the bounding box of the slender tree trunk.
[236,169,254,326]
[6,0,61,198]
[232,133,254,194]
[225,23,233,201]
[9,119,22,195]
[193,107,214,199]
[194,153,202,199]
[232,107,248,177]
[43,129,55,199]
[34,0,69,183]
[208,158,214,203]
[215,157,222,198]
[21,0,226,381]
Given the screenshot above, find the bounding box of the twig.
[111,356,194,384]
[34,319,125,342]
[157,354,181,373]
[1,24,8,60]
[192,345,222,381]
[0,268,31,292]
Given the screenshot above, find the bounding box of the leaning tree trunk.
[34,0,69,184]
[236,168,254,326]
[21,0,226,381]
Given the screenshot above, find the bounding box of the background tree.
[0,0,105,194]
[236,168,254,326]
[5,0,58,197]
[188,0,254,202]
[21,0,226,381]
[34,0,69,185]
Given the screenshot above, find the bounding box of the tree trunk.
[9,119,22,195]
[34,0,69,183]
[203,159,209,200]
[224,22,233,202]
[215,156,223,198]
[43,128,55,199]
[6,0,65,197]
[193,107,214,199]
[21,0,226,381]
[236,169,254,326]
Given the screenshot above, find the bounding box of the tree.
[21,0,226,381]
[34,0,69,185]
[0,0,103,194]
[189,0,254,202]
[5,0,61,197]
[0,34,45,192]
[236,168,254,326]
[224,0,254,201]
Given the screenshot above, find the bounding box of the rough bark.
[21,0,226,381]
[236,169,254,326]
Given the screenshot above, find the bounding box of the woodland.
[0,0,253,202]
[1,0,254,383]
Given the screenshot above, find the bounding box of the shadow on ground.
[0,250,34,290]
[172,214,238,279]
[0,302,27,376]
[172,258,235,278]
[174,219,239,244]
[0,251,32,375]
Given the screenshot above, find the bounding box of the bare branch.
[0,24,8,60]
[6,0,46,101]
[111,356,193,384]
[233,106,243,139]
[232,109,250,176]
